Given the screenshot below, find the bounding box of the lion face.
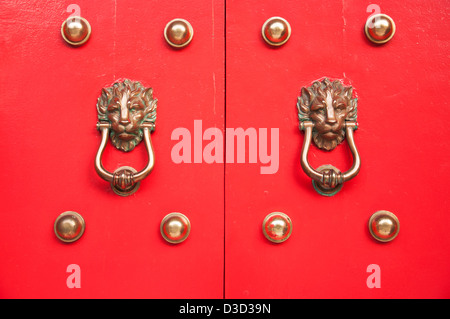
[97,79,157,152]
[297,78,357,151]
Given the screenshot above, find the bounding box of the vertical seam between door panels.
[223,0,227,300]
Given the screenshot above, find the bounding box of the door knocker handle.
[94,79,157,196]
[297,78,361,196]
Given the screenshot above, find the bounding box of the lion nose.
[326,117,337,124]
[325,106,337,124]
[119,106,131,125]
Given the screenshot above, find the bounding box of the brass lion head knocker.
[297,78,361,196]
[95,79,157,196]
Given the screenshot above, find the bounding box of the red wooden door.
[0,0,224,298]
[225,0,450,298]
[1,0,449,300]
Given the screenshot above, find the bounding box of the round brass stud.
[160,213,191,244]
[369,210,400,242]
[261,17,291,46]
[364,13,396,44]
[61,16,91,46]
[262,212,292,243]
[164,18,194,48]
[54,211,85,243]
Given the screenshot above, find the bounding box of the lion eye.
[311,101,325,112]
[108,105,119,112]
[313,107,325,114]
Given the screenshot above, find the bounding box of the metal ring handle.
[300,120,360,196]
[95,123,155,196]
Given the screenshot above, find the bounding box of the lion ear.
[300,87,312,105]
[344,86,353,100]
[101,88,111,101]
[142,87,153,101]
[298,87,312,121]
[142,88,156,116]
[97,88,112,120]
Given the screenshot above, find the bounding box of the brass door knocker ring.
[297,78,361,196]
[95,79,157,196]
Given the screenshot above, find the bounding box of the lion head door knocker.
[95,79,157,196]
[297,78,361,196]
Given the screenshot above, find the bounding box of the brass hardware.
[369,211,400,242]
[54,211,85,243]
[164,18,194,48]
[365,13,396,44]
[61,16,91,46]
[160,213,191,244]
[312,165,344,196]
[261,17,291,46]
[297,78,361,196]
[262,212,292,243]
[95,79,157,196]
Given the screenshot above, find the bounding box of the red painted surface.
[0,0,224,298]
[0,0,449,299]
[225,0,450,298]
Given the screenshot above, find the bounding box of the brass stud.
[369,211,400,242]
[61,16,91,46]
[364,13,396,44]
[160,213,191,244]
[261,17,291,46]
[54,211,85,243]
[262,212,292,243]
[164,18,194,48]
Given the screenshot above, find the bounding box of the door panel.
[225,0,450,298]
[0,0,224,298]
[1,0,449,299]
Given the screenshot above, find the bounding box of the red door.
[0,0,224,298]
[225,0,450,298]
[1,0,449,299]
